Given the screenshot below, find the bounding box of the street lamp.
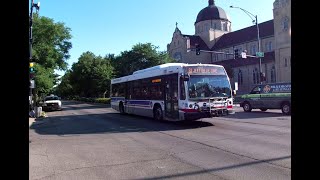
[29,0,40,111]
[230,6,262,84]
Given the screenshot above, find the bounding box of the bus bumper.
[184,112,210,121]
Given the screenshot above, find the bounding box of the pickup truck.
[238,83,291,115]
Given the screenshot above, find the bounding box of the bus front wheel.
[153,105,163,121]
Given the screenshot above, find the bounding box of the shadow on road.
[46,100,110,112]
[225,109,290,119]
[30,112,214,136]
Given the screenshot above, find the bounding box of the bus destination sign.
[185,66,225,75]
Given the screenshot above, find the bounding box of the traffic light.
[30,62,35,79]
[195,44,200,55]
[234,49,239,59]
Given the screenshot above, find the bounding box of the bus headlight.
[194,104,200,111]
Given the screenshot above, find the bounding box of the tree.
[32,14,72,70]
[31,14,72,97]
[64,51,114,98]
[112,43,175,77]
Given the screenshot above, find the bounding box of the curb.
[29,117,46,127]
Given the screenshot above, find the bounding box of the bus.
[110,63,235,121]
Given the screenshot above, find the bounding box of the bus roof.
[111,63,224,84]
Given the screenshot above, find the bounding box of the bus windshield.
[187,75,231,99]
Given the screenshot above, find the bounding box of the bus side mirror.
[232,90,236,96]
[181,74,190,81]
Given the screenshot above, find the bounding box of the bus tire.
[119,102,125,114]
[243,102,252,112]
[153,105,163,121]
[281,102,291,115]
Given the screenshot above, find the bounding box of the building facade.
[167,0,291,95]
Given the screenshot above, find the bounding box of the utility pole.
[29,0,40,112]
[230,6,263,84]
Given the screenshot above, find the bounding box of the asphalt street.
[29,101,291,180]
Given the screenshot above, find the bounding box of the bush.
[94,98,110,104]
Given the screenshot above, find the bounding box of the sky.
[35,0,275,76]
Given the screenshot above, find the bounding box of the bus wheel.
[119,103,125,114]
[281,102,291,115]
[153,105,163,121]
[260,108,268,111]
[243,102,252,112]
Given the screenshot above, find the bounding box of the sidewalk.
[29,118,36,127]
[29,117,46,127]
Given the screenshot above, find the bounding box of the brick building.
[167,0,291,94]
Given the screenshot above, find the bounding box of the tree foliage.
[32,14,72,70]
[31,14,72,98]
[56,52,114,98]
[56,43,175,98]
[111,43,175,77]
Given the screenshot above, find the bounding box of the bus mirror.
[182,74,190,81]
[232,90,236,96]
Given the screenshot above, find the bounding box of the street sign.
[256,52,264,57]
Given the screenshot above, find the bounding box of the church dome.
[195,0,229,24]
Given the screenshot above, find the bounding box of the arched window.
[284,58,287,67]
[225,50,229,59]
[268,42,272,51]
[271,66,276,83]
[238,70,243,85]
[205,24,209,31]
[251,45,256,55]
[253,69,256,84]
[264,64,268,82]
[223,23,228,31]
[253,68,259,84]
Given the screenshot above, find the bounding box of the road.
[29,100,291,180]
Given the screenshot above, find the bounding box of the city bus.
[110,63,235,121]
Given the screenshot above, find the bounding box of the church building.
[167,0,291,94]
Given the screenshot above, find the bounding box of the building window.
[290,57,291,66]
[269,42,272,51]
[205,24,209,31]
[223,23,228,31]
[264,64,268,82]
[238,70,243,85]
[213,23,216,29]
[284,58,288,67]
[251,45,256,55]
[174,52,182,62]
[225,50,229,59]
[281,16,289,32]
[253,68,259,84]
[265,41,272,51]
[271,66,276,82]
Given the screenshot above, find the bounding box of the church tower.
[194,0,231,49]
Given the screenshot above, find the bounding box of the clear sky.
[36,0,274,76]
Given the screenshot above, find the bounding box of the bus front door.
[164,74,179,120]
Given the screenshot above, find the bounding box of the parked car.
[238,82,291,115]
[42,95,62,111]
